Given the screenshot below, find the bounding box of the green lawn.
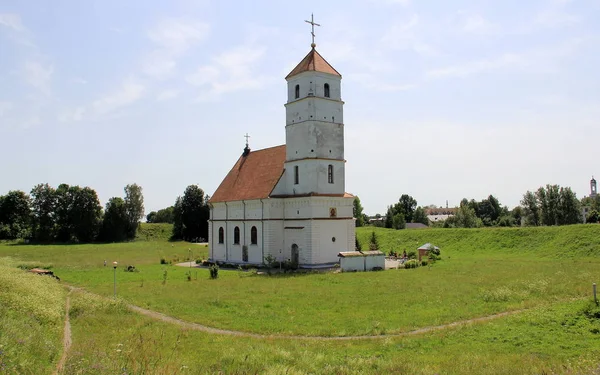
[1,224,600,373]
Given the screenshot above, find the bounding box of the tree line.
[367,183,595,230]
[0,183,144,242]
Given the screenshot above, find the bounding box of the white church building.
[208,37,356,268]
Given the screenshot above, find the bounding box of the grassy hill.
[136,223,173,242]
[356,224,600,258]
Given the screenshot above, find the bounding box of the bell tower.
[282,16,345,196]
[591,176,597,198]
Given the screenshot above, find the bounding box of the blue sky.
[1,0,599,215]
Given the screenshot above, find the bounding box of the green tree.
[30,183,57,242]
[69,186,103,242]
[152,206,174,223]
[353,197,365,227]
[587,210,599,223]
[355,237,362,251]
[384,206,394,228]
[0,190,32,239]
[412,207,428,225]
[124,183,144,239]
[558,187,581,225]
[392,213,406,230]
[172,196,184,240]
[521,191,540,226]
[172,185,210,242]
[369,231,379,250]
[396,194,417,223]
[146,211,157,223]
[445,202,482,228]
[100,197,128,242]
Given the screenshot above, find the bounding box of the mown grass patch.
[0,258,66,374]
[55,255,599,336]
[63,290,600,374]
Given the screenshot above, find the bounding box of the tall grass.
[0,258,66,374]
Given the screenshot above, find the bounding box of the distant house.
[426,207,457,223]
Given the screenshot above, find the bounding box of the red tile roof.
[209,145,286,203]
[285,48,341,79]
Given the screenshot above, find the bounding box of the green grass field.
[1,224,600,374]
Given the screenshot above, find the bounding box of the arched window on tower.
[251,226,257,245]
[295,84,300,99]
[294,165,299,185]
[328,164,334,184]
[218,227,224,244]
[234,226,240,244]
[324,83,330,98]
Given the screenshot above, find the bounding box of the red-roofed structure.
[209,38,355,268]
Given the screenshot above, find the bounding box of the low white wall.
[365,255,385,270]
[340,257,364,272]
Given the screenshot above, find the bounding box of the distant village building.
[582,176,597,223]
[208,23,355,268]
[426,207,457,223]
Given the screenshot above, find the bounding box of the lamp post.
[113,261,118,298]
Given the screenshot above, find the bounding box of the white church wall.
[285,99,344,128]
[286,71,341,102]
[265,220,284,260]
[311,219,353,264]
[284,223,310,264]
[282,159,345,196]
[309,197,354,218]
[285,120,344,160]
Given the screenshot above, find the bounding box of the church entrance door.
[291,244,299,269]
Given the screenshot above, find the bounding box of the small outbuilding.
[338,251,385,272]
[417,243,440,261]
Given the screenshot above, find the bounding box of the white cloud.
[156,89,179,101]
[23,61,53,93]
[0,13,24,31]
[187,44,271,99]
[92,81,145,115]
[380,14,438,56]
[143,18,210,79]
[454,11,497,34]
[71,77,88,84]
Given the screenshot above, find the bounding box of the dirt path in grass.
[127,303,525,341]
[53,291,72,375]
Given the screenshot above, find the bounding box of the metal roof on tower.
[285,48,341,79]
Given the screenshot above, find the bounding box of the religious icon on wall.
[329,207,337,218]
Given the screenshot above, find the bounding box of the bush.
[209,264,219,279]
[421,259,428,266]
[123,265,137,272]
[159,257,169,265]
[407,251,417,260]
[404,260,419,269]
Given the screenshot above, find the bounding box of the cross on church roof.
[244,133,250,148]
[305,13,320,48]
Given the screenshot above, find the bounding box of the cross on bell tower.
[305,13,320,48]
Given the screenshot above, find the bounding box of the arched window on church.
[295,84,300,99]
[251,226,257,245]
[234,226,240,244]
[294,165,299,185]
[324,83,330,98]
[328,164,334,184]
[218,227,224,244]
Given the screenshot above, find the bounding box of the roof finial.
[243,133,251,156]
[305,13,320,49]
